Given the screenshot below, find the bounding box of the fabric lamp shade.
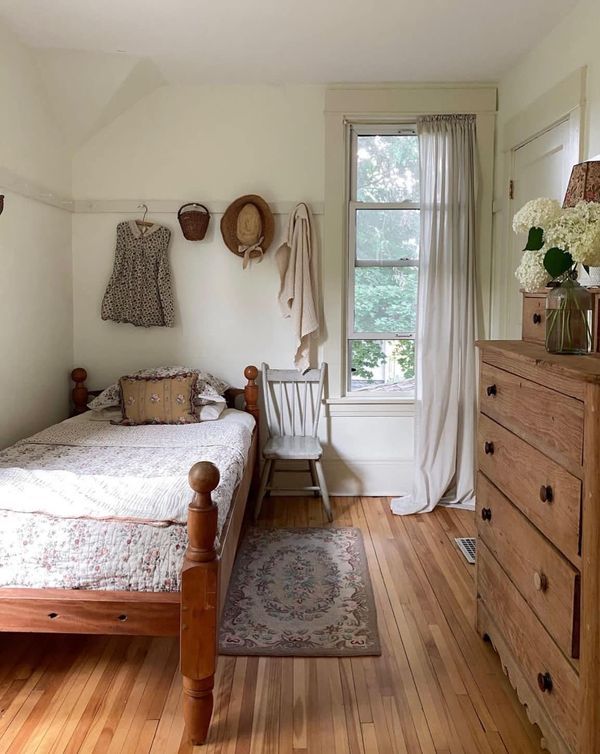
[563,160,600,207]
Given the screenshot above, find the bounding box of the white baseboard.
[269,458,413,497]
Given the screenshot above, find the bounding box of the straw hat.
[220,194,275,268]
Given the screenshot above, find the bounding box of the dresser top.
[477,340,600,385]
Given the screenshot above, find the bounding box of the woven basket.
[178,203,210,241]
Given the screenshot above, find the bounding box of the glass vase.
[545,278,592,354]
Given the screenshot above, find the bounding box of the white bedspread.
[0,410,254,591]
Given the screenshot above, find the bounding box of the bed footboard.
[181,460,220,745]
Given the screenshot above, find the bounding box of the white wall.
[497,0,599,159]
[0,23,73,447]
[71,85,324,386]
[71,84,420,494]
[491,0,600,336]
[71,82,497,495]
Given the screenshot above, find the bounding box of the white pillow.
[87,407,123,422]
[197,401,226,421]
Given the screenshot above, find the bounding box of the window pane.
[354,266,417,333]
[350,339,415,395]
[356,135,419,203]
[356,209,419,261]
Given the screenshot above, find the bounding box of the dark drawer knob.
[481,507,492,522]
[537,671,553,693]
[533,571,548,592]
[486,384,497,397]
[539,485,553,503]
[484,441,494,455]
[533,313,542,324]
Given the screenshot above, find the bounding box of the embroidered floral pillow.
[115,373,200,425]
[88,366,229,413]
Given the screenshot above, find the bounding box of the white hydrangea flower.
[570,224,600,266]
[545,201,600,266]
[512,198,562,235]
[515,250,552,292]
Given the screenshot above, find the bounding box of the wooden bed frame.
[0,365,260,745]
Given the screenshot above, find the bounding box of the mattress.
[0,410,254,592]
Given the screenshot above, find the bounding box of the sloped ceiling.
[33,48,164,148]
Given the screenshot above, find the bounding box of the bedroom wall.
[0,22,73,448]
[71,85,324,385]
[491,0,600,335]
[71,82,496,495]
[71,83,417,494]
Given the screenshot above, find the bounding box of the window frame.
[346,123,420,395]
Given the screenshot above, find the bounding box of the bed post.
[243,365,259,422]
[71,368,88,415]
[181,461,220,745]
[244,365,260,489]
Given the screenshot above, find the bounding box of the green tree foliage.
[351,341,386,379]
[356,135,419,203]
[391,339,415,379]
[354,267,417,333]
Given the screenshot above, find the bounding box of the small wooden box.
[522,288,600,352]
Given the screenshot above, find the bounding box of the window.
[347,125,420,396]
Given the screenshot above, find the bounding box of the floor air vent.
[455,537,476,564]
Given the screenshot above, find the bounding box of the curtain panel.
[392,113,478,515]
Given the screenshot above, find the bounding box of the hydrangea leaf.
[544,247,573,278]
[524,227,544,251]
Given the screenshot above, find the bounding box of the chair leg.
[309,460,319,498]
[314,459,333,523]
[254,459,272,522]
[265,459,276,498]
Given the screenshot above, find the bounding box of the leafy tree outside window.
[348,128,419,395]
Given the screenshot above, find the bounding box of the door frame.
[492,67,586,339]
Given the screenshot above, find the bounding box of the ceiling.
[0,0,578,84]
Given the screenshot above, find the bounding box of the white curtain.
[391,114,478,516]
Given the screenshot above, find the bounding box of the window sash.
[346,336,416,396]
[347,125,419,394]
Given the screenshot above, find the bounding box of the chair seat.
[263,436,323,460]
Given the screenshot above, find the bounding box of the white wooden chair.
[254,363,332,522]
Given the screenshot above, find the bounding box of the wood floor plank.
[0,498,544,754]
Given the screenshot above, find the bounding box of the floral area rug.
[219,527,381,657]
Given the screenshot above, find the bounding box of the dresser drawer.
[478,414,581,564]
[479,362,584,470]
[477,542,579,752]
[477,474,580,660]
[522,293,546,344]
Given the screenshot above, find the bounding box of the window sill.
[325,396,415,417]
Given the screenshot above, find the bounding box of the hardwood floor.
[0,497,544,754]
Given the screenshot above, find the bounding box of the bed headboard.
[70,366,259,420]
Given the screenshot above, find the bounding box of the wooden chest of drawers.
[476,341,600,754]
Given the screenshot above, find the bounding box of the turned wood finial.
[188,461,220,496]
[71,367,87,383]
[187,462,219,561]
[243,365,259,423]
[244,365,258,382]
[71,367,88,415]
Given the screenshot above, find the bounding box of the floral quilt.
[0,411,254,591]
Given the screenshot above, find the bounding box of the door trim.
[492,67,586,339]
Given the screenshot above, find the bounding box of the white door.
[505,118,577,338]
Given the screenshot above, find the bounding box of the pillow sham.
[115,373,199,426]
[88,366,229,413]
